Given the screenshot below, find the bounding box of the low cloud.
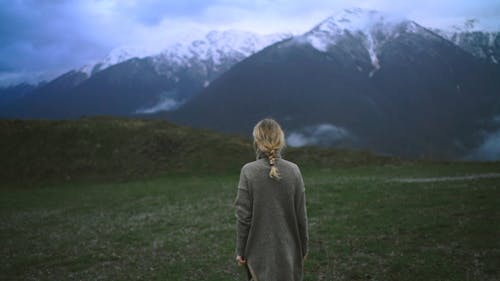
[286,123,354,147]
[465,131,500,161]
[465,129,500,161]
[463,115,500,161]
[134,92,184,114]
[0,70,58,87]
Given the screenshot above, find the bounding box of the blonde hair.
[252,118,285,180]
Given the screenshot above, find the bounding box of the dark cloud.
[0,0,224,79]
[0,1,111,75]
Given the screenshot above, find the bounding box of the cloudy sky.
[1,0,499,86]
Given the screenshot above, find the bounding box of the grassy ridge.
[1,165,499,280]
[1,117,254,185]
[0,117,402,186]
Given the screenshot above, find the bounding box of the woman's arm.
[234,166,252,258]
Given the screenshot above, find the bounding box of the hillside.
[0,117,402,186]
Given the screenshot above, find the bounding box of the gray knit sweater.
[234,150,309,281]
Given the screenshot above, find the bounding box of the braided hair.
[252,118,285,180]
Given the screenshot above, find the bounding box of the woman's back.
[243,152,305,244]
[235,133,308,281]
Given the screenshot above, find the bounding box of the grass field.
[1,161,499,281]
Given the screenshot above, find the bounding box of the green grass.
[0,117,400,187]
[1,162,499,280]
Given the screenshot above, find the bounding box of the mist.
[286,123,355,147]
[465,129,500,161]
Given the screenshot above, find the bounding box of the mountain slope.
[0,83,37,108]
[1,59,169,118]
[166,9,500,159]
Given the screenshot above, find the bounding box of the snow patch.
[78,64,94,77]
[308,36,329,52]
[366,33,380,76]
[488,32,495,46]
[405,21,419,33]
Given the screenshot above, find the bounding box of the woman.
[234,118,309,281]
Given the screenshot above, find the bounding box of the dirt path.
[389,173,500,183]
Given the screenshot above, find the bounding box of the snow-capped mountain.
[305,8,424,51]
[304,9,500,66]
[74,30,290,82]
[148,30,290,94]
[166,8,500,160]
[300,8,443,76]
[156,30,289,66]
[0,30,290,118]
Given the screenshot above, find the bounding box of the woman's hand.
[236,255,246,266]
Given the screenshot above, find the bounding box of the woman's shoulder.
[279,158,300,169]
[279,159,302,178]
[240,159,263,173]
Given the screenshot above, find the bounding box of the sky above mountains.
[0,0,499,86]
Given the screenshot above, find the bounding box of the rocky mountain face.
[165,8,500,159]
